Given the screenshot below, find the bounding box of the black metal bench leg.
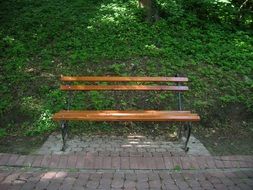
[184,123,192,152]
[61,121,68,151]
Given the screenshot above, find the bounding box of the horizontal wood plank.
[60,85,189,91]
[52,110,200,122]
[61,76,188,82]
[59,110,192,114]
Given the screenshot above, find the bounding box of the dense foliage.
[0,0,252,136]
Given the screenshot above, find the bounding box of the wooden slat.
[60,110,192,114]
[61,76,188,82]
[60,85,189,91]
[52,110,200,122]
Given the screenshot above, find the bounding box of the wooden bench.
[52,75,200,152]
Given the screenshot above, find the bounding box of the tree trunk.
[139,0,159,22]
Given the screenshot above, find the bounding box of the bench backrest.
[60,76,189,92]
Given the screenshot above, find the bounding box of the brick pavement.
[36,133,210,156]
[0,167,252,189]
[0,153,253,189]
[0,153,252,170]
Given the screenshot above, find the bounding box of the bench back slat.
[61,76,188,82]
[60,85,189,91]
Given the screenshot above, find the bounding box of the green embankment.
[0,0,252,139]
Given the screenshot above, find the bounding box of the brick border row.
[0,153,252,170]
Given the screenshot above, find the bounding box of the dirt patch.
[0,135,47,154]
[195,125,253,155]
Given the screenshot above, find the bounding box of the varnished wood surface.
[61,76,188,82]
[60,85,189,91]
[52,110,200,122]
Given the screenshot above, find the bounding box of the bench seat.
[53,110,200,122]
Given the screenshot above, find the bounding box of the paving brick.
[196,156,209,169]
[86,180,99,189]
[62,176,76,189]
[199,180,214,189]
[136,181,149,189]
[171,173,184,182]
[35,176,51,190]
[130,152,142,157]
[175,180,190,189]
[102,156,112,169]
[161,152,172,157]
[124,180,136,188]
[74,173,89,187]
[102,172,114,180]
[205,157,216,169]
[120,157,130,169]
[7,154,19,166]
[0,154,11,165]
[15,155,26,166]
[162,183,179,190]
[110,152,120,157]
[213,183,228,190]
[111,179,124,188]
[49,155,60,168]
[188,156,200,169]
[46,181,61,190]
[125,173,137,181]
[23,155,35,167]
[2,172,21,184]
[145,157,156,169]
[159,172,172,181]
[223,160,234,168]
[164,157,174,169]
[0,183,13,190]
[124,187,137,190]
[214,157,225,168]
[171,157,182,170]
[154,156,166,169]
[111,156,120,169]
[57,155,68,168]
[130,156,148,169]
[83,155,95,169]
[180,156,192,169]
[130,157,139,169]
[187,179,201,188]
[98,178,112,189]
[243,156,253,168]
[67,154,77,168]
[93,156,103,169]
[42,171,57,180]
[0,171,11,182]
[208,176,222,184]
[120,151,129,157]
[90,173,102,181]
[86,152,98,157]
[40,155,52,167]
[32,155,44,167]
[237,183,253,190]
[136,173,148,182]
[75,154,85,169]
[113,172,125,180]
[148,172,160,181]
[149,180,162,188]
[143,152,153,157]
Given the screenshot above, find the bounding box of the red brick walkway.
[1,153,252,170]
[0,153,252,189]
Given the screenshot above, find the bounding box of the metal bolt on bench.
[52,75,200,152]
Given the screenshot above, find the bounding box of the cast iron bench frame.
[52,75,200,152]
